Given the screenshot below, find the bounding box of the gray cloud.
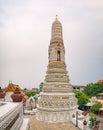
[0,0,103,88]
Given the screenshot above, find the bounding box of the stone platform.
[24,115,80,130]
[20,118,30,130]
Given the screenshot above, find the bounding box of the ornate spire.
[55,15,58,21]
[51,16,63,41]
[49,16,64,63]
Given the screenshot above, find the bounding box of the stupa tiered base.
[36,92,78,122]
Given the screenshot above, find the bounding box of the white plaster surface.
[4,92,13,102]
[20,118,30,130]
[0,102,19,117]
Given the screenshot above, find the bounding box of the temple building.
[36,16,78,122]
[0,82,29,130]
[4,81,26,102]
[5,81,21,93]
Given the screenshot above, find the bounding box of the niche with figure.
[57,50,61,61]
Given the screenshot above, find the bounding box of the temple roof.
[5,81,21,92]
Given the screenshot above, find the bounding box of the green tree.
[90,103,102,114]
[89,113,96,126]
[25,91,36,97]
[83,82,103,97]
[78,95,89,106]
[73,90,90,107]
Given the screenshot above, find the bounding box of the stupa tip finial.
[55,15,58,21]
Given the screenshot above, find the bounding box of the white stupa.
[36,16,78,122]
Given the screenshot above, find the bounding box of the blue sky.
[0,0,103,89]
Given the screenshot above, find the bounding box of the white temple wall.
[0,102,24,130]
[5,92,13,102]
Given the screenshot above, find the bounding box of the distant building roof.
[97,93,103,96]
[98,80,103,84]
[72,85,85,89]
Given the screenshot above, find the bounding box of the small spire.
[9,80,12,84]
[55,15,58,21]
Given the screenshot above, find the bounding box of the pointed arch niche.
[57,50,61,61]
